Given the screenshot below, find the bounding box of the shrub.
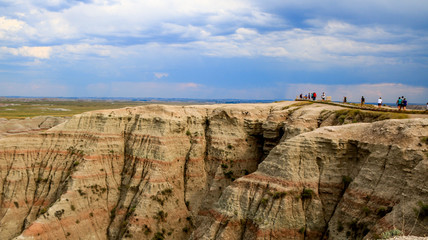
[110,207,116,218]
[152,232,165,240]
[77,189,86,196]
[186,130,191,136]
[301,188,314,200]
[362,206,371,215]
[150,195,164,206]
[376,207,389,217]
[337,221,344,232]
[143,224,152,235]
[260,198,268,206]
[161,188,172,196]
[40,208,47,214]
[380,228,402,239]
[272,191,286,199]
[224,170,233,179]
[154,211,167,222]
[416,201,428,219]
[71,205,75,211]
[348,220,369,238]
[342,176,352,189]
[55,209,65,219]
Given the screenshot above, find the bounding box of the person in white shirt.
[378,97,382,108]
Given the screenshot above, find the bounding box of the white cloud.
[55,44,113,58]
[154,72,169,79]
[1,0,284,44]
[0,16,36,42]
[177,82,201,89]
[1,46,52,59]
[161,23,211,39]
[21,0,279,41]
[163,23,415,65]
[1,0,425,69]
[0,16,25,32]
[286,83,427,103]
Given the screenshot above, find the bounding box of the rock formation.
[0,116,68,139]
[0,102,426,240]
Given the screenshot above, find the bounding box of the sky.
[0,0,427,103]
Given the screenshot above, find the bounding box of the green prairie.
[0,100,151,119]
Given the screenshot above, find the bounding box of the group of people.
[372,96,408,110]
[299,93,419,111]
[299,92,326,101]
[396,96,408,110]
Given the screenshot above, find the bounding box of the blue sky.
[0,0,427,103]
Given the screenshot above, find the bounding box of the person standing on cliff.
[361,96,365,106]
[397,97,402,110]
[377,97,382,108]
[402,98,407,110]
[321,92,326,101]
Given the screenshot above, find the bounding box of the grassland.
[0,100,154,119]
[332,109,408,124]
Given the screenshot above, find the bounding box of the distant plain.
[0,99,157,119]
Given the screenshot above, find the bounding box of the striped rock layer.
[0,102,426,240]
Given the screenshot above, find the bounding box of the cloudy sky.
[1,0,427,103]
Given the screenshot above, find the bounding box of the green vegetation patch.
[333,109,408,125]
[376,206,392,217]
[380,228,402,239]
[301,188,314,200]
[0,100,150,119]
[415,201,428,219]
[342,176,353,189]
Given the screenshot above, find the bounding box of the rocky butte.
[0,102,426,240]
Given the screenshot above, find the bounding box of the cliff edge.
[0,102,426,239]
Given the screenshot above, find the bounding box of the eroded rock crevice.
[107,118,153,240]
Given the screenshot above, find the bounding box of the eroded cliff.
[0,102,426,240]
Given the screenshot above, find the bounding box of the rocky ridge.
[0,102,426,240]
[0,116,68,139]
